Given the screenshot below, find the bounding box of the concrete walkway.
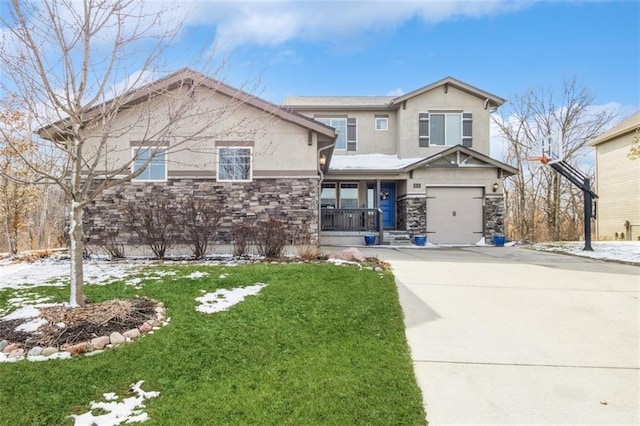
[357,246,640,424]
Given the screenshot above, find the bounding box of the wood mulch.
[0,298,157,351]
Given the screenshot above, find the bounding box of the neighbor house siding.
[595,133,640,240]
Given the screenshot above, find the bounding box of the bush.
[126,195,175,259]
[255,218,287,258]
[232,223,253,257]
[178,195,224,259]
[293,229,320,260]
[99,229,125,259]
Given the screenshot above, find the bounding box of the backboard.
[527,134,563,165]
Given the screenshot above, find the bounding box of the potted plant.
[493,235,506,247]
[414,235,427,246]
[364,235,376,245]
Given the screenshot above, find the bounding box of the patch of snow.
[532,241,640,264]
[0,258,140,290]
[1,306,41,320]
[14,317,47,332]
[326,258,362,268]
[219,273,229,279]
[70,380,159,426]
[186,271,209,279]
[196,284,267,314]
[329,154,422,171]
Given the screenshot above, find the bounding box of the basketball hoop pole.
[548,161,598,251]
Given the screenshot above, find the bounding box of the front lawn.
[0,262,426,425]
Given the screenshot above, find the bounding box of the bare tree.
[0,0,271,306]
[494,77,615,242]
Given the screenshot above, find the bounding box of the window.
[339,183,359,208]
[132,147,166,181]
[218,147,252,181]
[419,112,472,147]
[317,117,346,150]
[321,183,337,208]
[317,117,357,151]
[375,116,388,131]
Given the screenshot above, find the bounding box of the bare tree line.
[493,78,615,243]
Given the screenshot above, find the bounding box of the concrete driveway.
[357,246,640,424]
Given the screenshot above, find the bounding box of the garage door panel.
[426,187,483,244]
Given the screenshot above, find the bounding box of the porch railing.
[321,208,383,234]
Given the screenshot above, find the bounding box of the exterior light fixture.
[319,155,326,167]
[492,182,499,193]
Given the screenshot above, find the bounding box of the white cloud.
[386,88,404,97]
[186,0,531,51]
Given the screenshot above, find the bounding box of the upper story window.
[375,116,388,131]
[132,147,167,181]
[316,117,357,151]
[419,112,472,147]
[218,147,252,182]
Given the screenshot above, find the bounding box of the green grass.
[0,263,426,425]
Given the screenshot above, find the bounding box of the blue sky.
[164,0,640,114]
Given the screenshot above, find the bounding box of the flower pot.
[364,235,376,245]
[493,235,506,247]
[414,235,427,246]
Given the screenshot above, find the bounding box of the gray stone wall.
[398,196,426,235]
[84,178,319,248]
[484,195,505,240]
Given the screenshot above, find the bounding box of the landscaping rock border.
[0,302,167,363]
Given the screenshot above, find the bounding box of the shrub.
[293,229,320,260]
[178,195,224,259]
[232,223,253,257]
[126,195,175,259]
[255,218,287,258]
[99,229,125,259]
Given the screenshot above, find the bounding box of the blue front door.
[380,182,396,228]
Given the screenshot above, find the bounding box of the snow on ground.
[531,241,640,264]
[70,380,159,426]
[0,256,140,290]
[196,284,268,314]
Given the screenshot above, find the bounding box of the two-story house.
[41,69,515,255]
[285,77,517,245]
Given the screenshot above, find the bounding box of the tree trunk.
[69,201,85,307]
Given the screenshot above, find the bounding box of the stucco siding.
[82,86,319,178]
[395,85,492,158]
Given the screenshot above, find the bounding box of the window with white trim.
[419,112,472,147]
[321,183,337,208]
[339,183,359,208]
[132,147,167,181]
[218,147,252,181]
[375,116,388,131]
[317,117,346,150]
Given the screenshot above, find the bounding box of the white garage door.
[426,187,484,244]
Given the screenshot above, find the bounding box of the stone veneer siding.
[484,195,505,240]
[84,178,319,249]
[397,196,427,235]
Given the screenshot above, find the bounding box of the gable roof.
[390,77,505,109]
[38,68,336,141]
[401,145,517,176]
[588,111,640,146]
[283,76,505,111]
[328,145,517,176]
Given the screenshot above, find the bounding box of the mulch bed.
[0,298,157,351]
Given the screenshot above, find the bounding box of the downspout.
[317,141,336,246]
